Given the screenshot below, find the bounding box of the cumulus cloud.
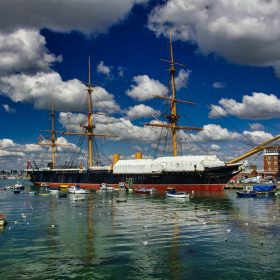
[249,123,264,131]
[97,61,112,76]
[208,104,228,118]
[0,72,120,112]
[174,69,190,90]
[0,0,149,35]
[0,139,25,160]
[209,92,280,120]
[126,75,169,101]
[189,124,240,142]
[0,28,61,76]
[148,0,280,77]
[242,130,273,145]
[2,104,15,113]
[126,104,160,120]
[59,112,166,143]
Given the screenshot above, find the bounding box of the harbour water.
[0,180,280,279]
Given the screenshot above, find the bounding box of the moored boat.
[49,188,59,194]
[0,214,7,226]
[98,183,113,192]
[236,191,257,198]
[68,185,90,194]
[236,184,276,198]
[166,188,190,198]
[14,181,24,190]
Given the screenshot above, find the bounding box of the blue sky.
[1,0,280,170]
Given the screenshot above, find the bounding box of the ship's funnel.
[112,154,120,165]
[135,152,142,159]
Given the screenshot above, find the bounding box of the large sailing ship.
[27,35,277,191]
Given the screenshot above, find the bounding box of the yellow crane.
[227,134,280,164]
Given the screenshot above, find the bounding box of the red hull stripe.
[34,182,225,192]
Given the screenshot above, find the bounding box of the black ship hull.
[28,164,240,191]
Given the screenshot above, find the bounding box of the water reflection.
[0,187,280,279]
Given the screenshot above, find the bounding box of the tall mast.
[51,102,56,167]
[38,101,69,168]
[169,33,179,156]
[145,33,202,157]
[87,57,94,168]
[64,57,117,168]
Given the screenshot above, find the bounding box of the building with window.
[263,146,280,176]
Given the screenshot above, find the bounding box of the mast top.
[145,32,201,157]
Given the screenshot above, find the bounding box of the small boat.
[134,187,156,194]
[236,186,257,198]
[236,191,257,198]
[68,185,90,194]
[0,214,7,226]
[58,184,69,192]
[166,188,190,198]
[237,185,276,198]
[48,186,59,194]
[118,182,128,191]
[98,183,114,192]
[14,181,24,190]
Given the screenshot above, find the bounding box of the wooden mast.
[145,33,202,157]
[64,57,117,168]
[87,57,94,168]
[38,102,69,168]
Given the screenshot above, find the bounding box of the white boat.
[14,180,24,190]
[166,188,190,198]
[98,183,113,192]
[166,192,190,198]
[49,189,59,194]
[68,185,90,194]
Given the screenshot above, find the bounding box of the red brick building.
[264,146,280,176]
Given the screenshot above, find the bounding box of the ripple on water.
[0,188,280,279]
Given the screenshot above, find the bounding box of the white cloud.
[0,28,61,76]
[97,61,112,76]
[2,104,15,113]
[208,104,228,118]
[0,139,16,149]
[174,69,190,90]
[126,75,169,101]
[212,81,227,89]
[126,104,160,120]
[249,123,264,131]
[0,0,149,35]
[209,92,280,120]
[0,72,120,113]
[0,139,25,159]
[25,144,44,153]
[148,0,280,77]
[59,112,166,143]
[210,144,220,151]
[189,124,240,142]
[242,130,273,145]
